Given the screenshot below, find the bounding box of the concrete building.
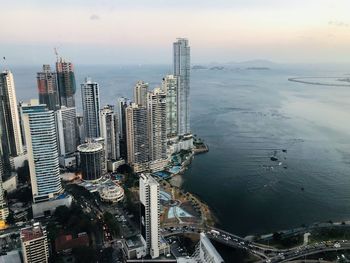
[116,97,130,159]
[134,81,148,107]
[122,235,147,259]
[76,114,85,145]
[56,107,77,165]
[0,70,24,157]
[0,158,9,223]
[56,58,76,108]
[21,100,63,203]
[126,103,149,173]
[77,142,103,181]
[177,233,224,263]
[36,65,59,111]
[100,105,119,161]
[147,88,168,172]
[99,184,124,203]
[173,38,191,136]
[20,222,49,263]
[162,75,178,138]
[81,78,100,139]
[139,174,160,258]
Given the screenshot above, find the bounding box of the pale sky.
[1,0,350,64]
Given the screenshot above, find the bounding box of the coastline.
[166,142,216,227]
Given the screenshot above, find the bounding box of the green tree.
[6,212,15,225]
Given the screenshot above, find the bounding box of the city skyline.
[1,0,350,65]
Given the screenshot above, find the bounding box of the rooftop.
[20,223,45,242]
[77,142,103,152]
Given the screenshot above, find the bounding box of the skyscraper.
[173,38,190,136]
[139,174,160,259]
[21,100,62,203]
[37,65,59,111]
[147,88,167,172]
[100,105,119,161]
[162,75,178,138]
[134,81,148,107]
[0,70,24,157]
[56,58,76,107]
[116,97,130,159]
[21,222,49,263]
[56,107,77,156]
[125,103,149,173]
[81,78,101,139]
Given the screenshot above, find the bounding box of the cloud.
[328,20,348,27]
[90,14,100,20]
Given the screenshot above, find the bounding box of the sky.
[1,0,350,65]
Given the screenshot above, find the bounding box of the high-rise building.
[139,174,160,259]
[116,97,130,159]
[100,105,119,161]
[0,70,24,157]
[173,38,190,136]
[37,65,59,111]
[134,81,148,107]
[0,157,9,222]
[56,107,77,157]
[20,222,49,263]
[162,75,178,138]
[126,103,149,173]
[21,100,62,203]
[77,142,103,181]
[147,88,167,172]
[76,114,85,145]
[81,78,101,139]
[56,58,76,107]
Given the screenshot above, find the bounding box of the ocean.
[11,63,350,236]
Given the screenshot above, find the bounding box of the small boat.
[270,156,278,161]
[278,162,282,166]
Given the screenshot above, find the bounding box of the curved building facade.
[78,143,103,181]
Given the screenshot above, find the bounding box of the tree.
[6,212,15,225]
[72,247,96,263]
[16,160,30,184]
[103,212,120,237]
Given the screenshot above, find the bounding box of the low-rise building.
[122,235,147,259]
[55,232,89,254]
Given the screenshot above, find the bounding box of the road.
[161,224,350,262]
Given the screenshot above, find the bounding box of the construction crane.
[54,47,59,61]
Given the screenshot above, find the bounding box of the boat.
[270,156,278,161]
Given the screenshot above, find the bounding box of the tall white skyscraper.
[21,222,49,263]
[21,100,63,203]
[139,174,160,259]
[125,103,149,173]
[173,38,191,136]
[81,78,101,139]
[162,75,178,138]
[0,70,24,156]
[100,105,120,161]
[56,107,77,156]
[134,81,148,107]
[147,88,167,172]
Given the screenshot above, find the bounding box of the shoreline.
[166,142,217,227]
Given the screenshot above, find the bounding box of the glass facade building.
[21,101,62,203]
[173,38,191,136]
